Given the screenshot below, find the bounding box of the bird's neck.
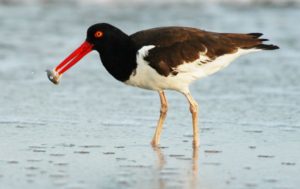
[98,39,137,82]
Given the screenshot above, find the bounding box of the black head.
[86,23,130,53]
[47,23,135,84]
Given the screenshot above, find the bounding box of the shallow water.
[0,1,300,189]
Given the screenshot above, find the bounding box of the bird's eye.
[94,31,103,38]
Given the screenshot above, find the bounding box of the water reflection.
[152,146,199,189]
[152,146,166,170]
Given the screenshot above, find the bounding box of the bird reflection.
[152,146,166,170]
[152,146,199,189]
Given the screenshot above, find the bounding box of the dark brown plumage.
[131,27,278,76]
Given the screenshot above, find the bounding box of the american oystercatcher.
[47,23,279,147]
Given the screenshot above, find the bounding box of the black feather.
[248,33,263,38]
[255,44,280,50]
[259,38,269,42]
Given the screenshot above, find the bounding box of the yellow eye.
[94,31,103,38]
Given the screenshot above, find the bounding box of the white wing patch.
[125,46,259,93]
[137,45,155,58]
[176,48,260,77]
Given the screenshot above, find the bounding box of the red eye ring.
[94,31,103,38]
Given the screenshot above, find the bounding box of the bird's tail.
[245,33,279,50]
[222,32,279,51]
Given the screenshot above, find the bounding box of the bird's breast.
[124,45,194,93]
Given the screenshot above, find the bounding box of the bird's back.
[130,26,278,77]
[130,26,278,56]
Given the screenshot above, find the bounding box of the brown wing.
[130,27,278,76]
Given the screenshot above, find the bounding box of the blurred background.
[0,0,299,189]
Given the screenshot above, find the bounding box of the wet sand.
[0,1,299,189]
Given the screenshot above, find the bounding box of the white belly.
[125,46,258,93]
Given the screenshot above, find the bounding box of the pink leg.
[151,91,168,146]
[184,92,199,148]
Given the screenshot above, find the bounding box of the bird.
[47,23,279,148]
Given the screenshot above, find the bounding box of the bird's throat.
[99,45,137,82]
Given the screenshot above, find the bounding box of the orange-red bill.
[55,41,94,75]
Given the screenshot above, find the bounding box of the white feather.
[125,46,259,93]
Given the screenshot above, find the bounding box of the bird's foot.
[46,69,61,85]
[151,140,160,147]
